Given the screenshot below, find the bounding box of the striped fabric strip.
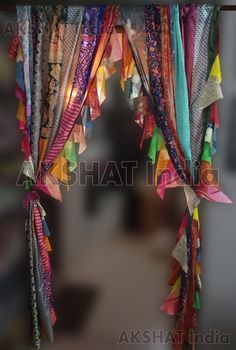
[33,202,56,325]
[33,225,53,342]
[33,203,51,274]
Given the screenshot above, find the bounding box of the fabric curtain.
[121,4,230,349]
[10,5,230,350]
[13,5,118,348]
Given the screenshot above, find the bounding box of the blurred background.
[0,2,236,350]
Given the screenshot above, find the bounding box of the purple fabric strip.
[180,5,197,101]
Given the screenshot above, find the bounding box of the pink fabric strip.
[157,161,181,199]
[196,184,232,203]
[33,203,51,273]
[33,203,56,325]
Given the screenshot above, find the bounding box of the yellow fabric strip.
[210,54,222,82]
[96,65,106,105]
[17,101,26,123]
[196,263,201,274]
[45,237,52,252]
[51,156,68,184]
[171,277,181,291]
[193,207,199,223]
[155,142,169,184]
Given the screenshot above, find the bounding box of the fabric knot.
[23,190,40,209]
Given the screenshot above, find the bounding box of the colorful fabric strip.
[170,5,192,168]
[44,6,118,169]
[144,5,190,185]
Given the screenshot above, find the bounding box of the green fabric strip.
[193,290,201,310]
[202,142,212,164]
[148,127,163,164]
[62,140,78,172]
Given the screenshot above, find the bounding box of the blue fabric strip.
[171,5,193,171]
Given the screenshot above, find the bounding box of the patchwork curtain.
[9,5,230,350]
[121,5,230,349]
[11,5,119,349]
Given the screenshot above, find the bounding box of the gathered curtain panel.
[9,4,230,350]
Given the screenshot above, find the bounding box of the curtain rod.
[0,5,236,11]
